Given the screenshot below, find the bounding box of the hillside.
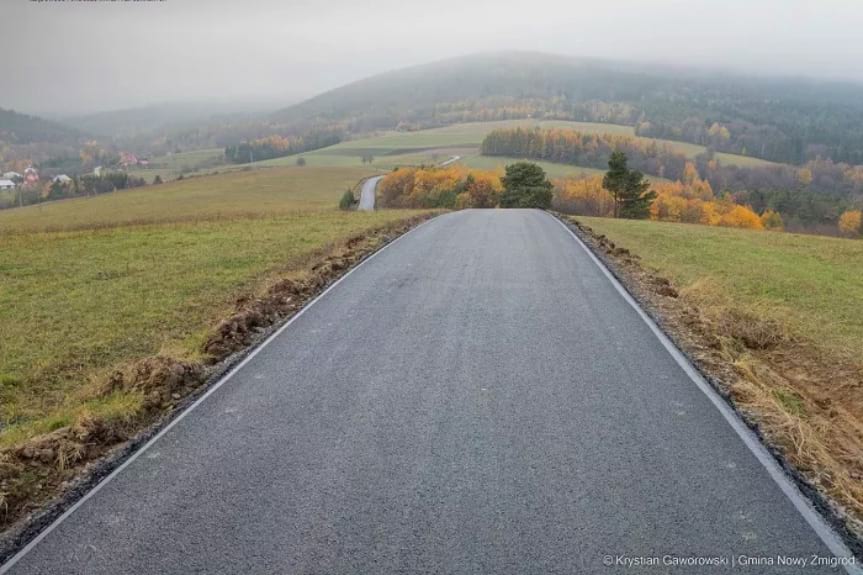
[0,108,81,146]
[62,101,281,139]
[273,52,863,166]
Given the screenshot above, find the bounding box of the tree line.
[481,127,863,230]
[224,128,343,164]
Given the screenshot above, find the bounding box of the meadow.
[0,166,375,233]
[260,120,775,171]
[144,119,775,181]
[0,166,424,448]
[579,217,863,356]
[126,148,226,182]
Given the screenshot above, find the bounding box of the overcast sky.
[2,0,863,116]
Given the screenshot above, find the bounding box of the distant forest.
[272,53,863,167]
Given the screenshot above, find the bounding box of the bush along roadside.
[0,212,436,559]
[557,214,863,558]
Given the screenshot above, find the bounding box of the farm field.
[141,119,776,182]
[126,148,226,181]
[0,166,425,448]
[460,154,605,179]
[302,120,776,168]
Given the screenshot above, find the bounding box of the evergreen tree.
[500,162,553,209]
[603,151,656,219]
[339,189,356,210]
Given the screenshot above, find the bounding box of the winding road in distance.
[2,210,858,574]
[358,175,382,211]
[359,156,462,211]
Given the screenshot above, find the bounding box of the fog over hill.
[274,52,863,165]
[2,0,863,115]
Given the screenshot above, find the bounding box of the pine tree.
[500,162,553,209]
[602,151,656,219]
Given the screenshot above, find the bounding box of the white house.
[52,174,72,184]
[0,179,16,190]
[2,171,22,181]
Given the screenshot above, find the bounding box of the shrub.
[339,189,356,210]
[838,209,862,237]
[760,209,784,231]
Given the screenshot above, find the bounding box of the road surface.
[358,176,382,211]
[3,210,856,574]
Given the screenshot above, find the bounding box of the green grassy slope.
[0,165,424,445]
[579,216,863,355]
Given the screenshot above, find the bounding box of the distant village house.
[24,167,39,185]
[119,152,149,168]
[0,179,15,191]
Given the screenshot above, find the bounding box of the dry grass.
[568,216,863,540]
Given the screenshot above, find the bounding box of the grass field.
[141,119,775,182]
[0,166,376,233]
[302,120,774,168]
[0,165,423,448]
[126,148,226,182]
[579,217,863,355]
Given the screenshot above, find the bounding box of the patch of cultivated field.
[280,120,775,169]
[126,147,226,181]
[580,217,863,354]
[459,155,606,179]
[0,166,424,447]
[140,120,776,180]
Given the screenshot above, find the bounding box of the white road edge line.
[548,212,861,575]
[0,215,439,574]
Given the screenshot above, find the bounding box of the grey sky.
[2,0,862,115]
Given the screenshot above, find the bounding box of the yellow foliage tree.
[718,205,764,230]
[760,209,784,231]
[552,176,614,216]
[838,209,862,237]
[379,166,502,209]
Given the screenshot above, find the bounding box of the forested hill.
[0,108,82,146]
[272,52,863,166]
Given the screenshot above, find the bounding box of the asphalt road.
[3,210,856,574]
[358,175,382,211]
